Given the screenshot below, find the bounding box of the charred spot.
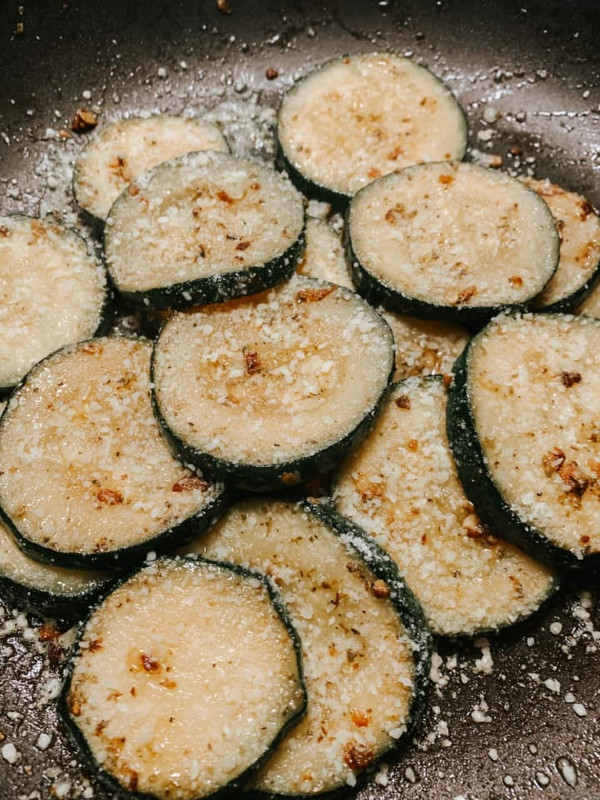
[108,155,131,182]
[71,107,99,133]
[395,395,411,410]
[367,167,382,180]
[542,447,566,476]
[508,275,523,287]
[438,173,454,186]
[387,144,404,161]
[281,471,301,486]
[371,579,390,599]
[509,575,525,598]
[87,638,103,653]
[0,226,9,237]
[141,653,161,673]
[68,696,82,717]
[216,0,231,13]
[561,371,582,388]
[344,741,375,772]
[81,341,103,355]
[350,708,372,728]
[128,772,139,792]
[39,623,62,642]
[235,240,251,251]
[172,474,210,492]
[455,285,477,305]
[96,488,124,505]
[95,720,108,736]
[244,350,262,374]
[217,190,235,204]
[295,286,335,303]
[407,439,419,452]
[127,184,140,197]
[578,199,595,220]
[265,68,279,80]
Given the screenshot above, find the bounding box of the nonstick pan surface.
[0,1,599,798]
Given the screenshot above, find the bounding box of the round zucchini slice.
[523,178,600,312]
[183,498,430,797]
[379,311,470,381]
[0,337,227,568]
[277,53,467,207]
[74,115,229,224]
[296,217,353,289]
[0,215,110,393]
[60,557,306,800]
[447,312,600,566]
[152,275,395,491]
[104,151,305,310]
[0,514,111,620]
[333,378,558,637]
[346,162,560,322]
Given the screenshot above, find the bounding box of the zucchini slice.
[0,215,110,393]
[183,498,430,797]
[296,217,353,289]
[333,378,557,636]
[60,557,306,800]
[379,311,470,381]
[277,53,467,207]
[447,312,600,566]
[152,275,394,491]
[523,178,600,312]
[74,115,229,224]
[0,337,226,568]
[104,151,305,310]
[346,162,560,322]
[0,515,111,620]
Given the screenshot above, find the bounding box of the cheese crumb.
[1,742,20,764]
[36,733,52,751]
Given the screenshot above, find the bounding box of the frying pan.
[1,1,599,798]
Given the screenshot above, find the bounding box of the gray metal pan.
[0,1,599,798]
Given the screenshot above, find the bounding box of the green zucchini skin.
[343,221,530,325]
[0,489,231,571]
[111,227,306,312]
[58,556,308,800]
[538,258,600,315]
[0,570,113,621]
[150,365,394,494]
[446,332,580,569]
[276,142,350,214]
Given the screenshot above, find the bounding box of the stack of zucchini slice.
[1,50,600,800]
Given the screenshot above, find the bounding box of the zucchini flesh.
[447,313,600,564]
[333,378,556,636]
[0,337,226,568]
[524,179,600,311]
[379,311,470,381]
[0,215,109,391]
[60,558,306,800]
[277,53,467,203]
[74,115,229,223]
[152,275,394,490]
[347,162,560,322]
[184,498,430,796]
[296,217,353,289]
[104,151,305,309]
